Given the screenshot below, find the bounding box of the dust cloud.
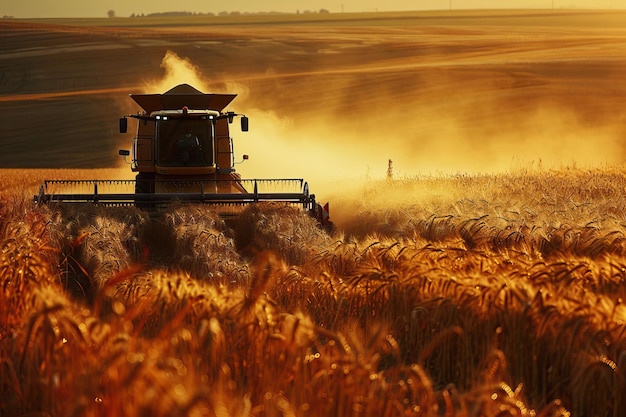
[143,50,213,94]
[236,89,625,204]
[137,46,626,206]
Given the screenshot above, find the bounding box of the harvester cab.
[117,84,250,196]
[35,84,331,228]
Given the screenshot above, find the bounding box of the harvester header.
[35,84,331,228]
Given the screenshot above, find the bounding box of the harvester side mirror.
[119,149,130,164]
[234,154,249,165]
[119,117,128,133]
[241,116,249,132]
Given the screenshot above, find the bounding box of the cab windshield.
[156,117,213,167]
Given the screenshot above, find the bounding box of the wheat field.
[1,166,626,416]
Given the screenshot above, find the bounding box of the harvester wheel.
[135,173,155,193]
[135,172,155,209]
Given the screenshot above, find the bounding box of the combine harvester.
[35,84,331,228]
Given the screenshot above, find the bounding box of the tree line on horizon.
[107,9,331,18]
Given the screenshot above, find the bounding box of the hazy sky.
[2,0,623,18]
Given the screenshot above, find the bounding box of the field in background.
[11,9,626,28]
[2,9,626,186]
[2,10,626,416]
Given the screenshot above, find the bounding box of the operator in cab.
[177,127,202,163]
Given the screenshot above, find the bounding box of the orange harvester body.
[36,84,330,227]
